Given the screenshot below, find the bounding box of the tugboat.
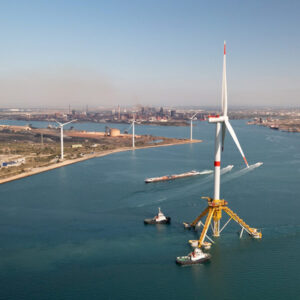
[176,248,211,265]
[144,207,171,225]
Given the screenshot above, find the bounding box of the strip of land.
[0,139,201,185]
[248,117,300,133]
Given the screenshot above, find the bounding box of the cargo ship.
[145,170,212,183]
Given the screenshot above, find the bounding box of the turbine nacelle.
[208,116,228,123]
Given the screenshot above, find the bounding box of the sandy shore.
[0,139,201,185]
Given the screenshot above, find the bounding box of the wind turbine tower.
[185,42,262,248]
[55,120,76,160]
[190,112,198,141]
[132,118,135,148]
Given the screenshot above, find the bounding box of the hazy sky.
[1,0,300,108]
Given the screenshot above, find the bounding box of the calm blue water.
[0,120,299,299]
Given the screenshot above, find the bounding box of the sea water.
[0,120,299,299]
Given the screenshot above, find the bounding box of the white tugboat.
[144,207,171,224]
[176,247,211,265]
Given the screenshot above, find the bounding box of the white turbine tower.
[55,120,76,160]
[208,41,249,201]
[132,118,135,148]
[189,112,199,141]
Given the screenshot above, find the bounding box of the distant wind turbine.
[132,118,135,148]
[54,120,77,160]
[189,112,199,141]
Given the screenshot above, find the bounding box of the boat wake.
[192,165,234,186]
[222,162,263,183]
[221,165,234,174]
[238,162,264,173]
[247,162,263,170]
[198,170,213,175]
[137,197,168,207]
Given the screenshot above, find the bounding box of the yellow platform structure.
[187,196,262,248]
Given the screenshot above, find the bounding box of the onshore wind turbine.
[184,42,261,248]
[55,120,76,160]
[132,118,135,148]
[189,112,199,141]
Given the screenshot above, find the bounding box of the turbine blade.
[62,119,77,126]
[224,119,249,167]
[222,41,228,117]
[221,123,226,151]
[54,119,62,126]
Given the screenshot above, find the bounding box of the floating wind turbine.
[189,112,199,141]
[55,119,76,160]
[182,42,261,252]
[208,41,249,200]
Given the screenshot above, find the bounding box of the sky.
[0,0,300,108]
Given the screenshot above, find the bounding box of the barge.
[145,170,212,183]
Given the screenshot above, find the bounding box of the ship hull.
[145,171,208,183]
[144,217,171,225]
[176,254,211,265]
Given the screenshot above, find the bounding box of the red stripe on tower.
[214,161,221,167]
[224,43,226,55]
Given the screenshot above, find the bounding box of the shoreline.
[0,118,189,127]
[0,139,201,185]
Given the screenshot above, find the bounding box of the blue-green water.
[0,121,300,299]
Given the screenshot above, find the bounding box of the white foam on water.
[222,162,263,183]
[221,165,234,174]
[137,197,168,208]
[199,170,213,175]
[248,162,263,169]
[190,165,234,189]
